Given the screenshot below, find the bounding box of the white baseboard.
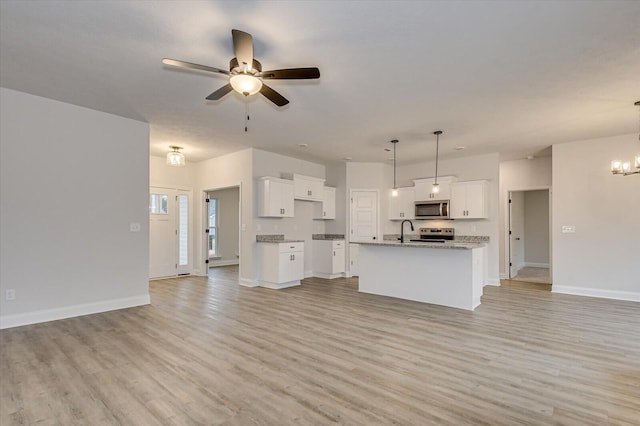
[240,278,259,287]
[313,272,345,280]
[499,272,508,279]
[524,262,550,268]
[0,294,151,330]
[209,259,239,267]
[485,278,500,287]
[304,270,314,279]
[257,280,300,290]
[552,285,640,302]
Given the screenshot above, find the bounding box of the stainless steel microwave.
[415,200,450,219]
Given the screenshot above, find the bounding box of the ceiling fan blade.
[162,58,229,75]
[231,29,254,71]
[260,84,289,107]
[205,84,233,100]
[258,68,320,80]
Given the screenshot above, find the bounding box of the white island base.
[358,243,486,311]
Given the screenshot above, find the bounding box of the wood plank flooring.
[1,268,639,425]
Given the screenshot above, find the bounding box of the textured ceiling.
[1,1,639,165]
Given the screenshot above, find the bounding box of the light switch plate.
[561,225,576,233]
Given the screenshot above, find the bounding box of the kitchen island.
[357,240,486,310]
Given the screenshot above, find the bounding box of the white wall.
[552,135,639,300]
[150,155,196,189]
[499,157,552,278]
[208,187,240,266]
[0,88,150,328]
[324,162,347,236]
[523,189,549,266]
[196,149,253,284]
[398,153,501,285]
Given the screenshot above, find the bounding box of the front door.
[350,190,378,243]
[149,187,191,279]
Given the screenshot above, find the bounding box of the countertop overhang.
[356,240,485,250]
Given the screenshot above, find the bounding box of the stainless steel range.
[410,227,454,243]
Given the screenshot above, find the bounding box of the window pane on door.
[208,198,218,258]
[149,194,168,214]
[178,194,188,266]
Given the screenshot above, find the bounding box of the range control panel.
[419,227,455,240]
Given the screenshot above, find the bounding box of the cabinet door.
[293,175,324,201]
[323,188,336,219]
[449,183,467,219]
[278,251,303,282]
[389,187,414,220]
[465,181,488,218]
[280,180,295,217]
[332,248,345,273]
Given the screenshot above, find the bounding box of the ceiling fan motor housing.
[230,57,262,75]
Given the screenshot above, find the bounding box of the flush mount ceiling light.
[166,146,186,167]
[432,131,443,194]
[610,101,640,176]
[390,139,399,197]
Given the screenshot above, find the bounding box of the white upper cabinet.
[314,187,336,219]
[257,177,294,218]
[291,174,324,201]
[413,176,455,201]
[450,180,489,219]
[388,187,415,220]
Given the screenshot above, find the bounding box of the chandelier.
[610,101,640,176]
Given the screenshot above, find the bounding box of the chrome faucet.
[399,219,414,243]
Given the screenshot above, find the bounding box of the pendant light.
[166,146,186,167]
[432,131,443,194]
[610,101,640,176]
[391,139,399,197]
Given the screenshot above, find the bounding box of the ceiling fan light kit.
[162,29,320,107]
[610,101,640,176]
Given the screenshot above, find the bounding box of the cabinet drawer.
[332,240,345,249]
[278,242,304,253]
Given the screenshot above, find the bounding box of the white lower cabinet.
[312,240,345,279]
[258,242,304,289]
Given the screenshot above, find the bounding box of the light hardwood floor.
[1,270,639,425]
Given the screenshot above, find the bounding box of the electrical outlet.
[5,289,15,301]
[130,222,141,232]
[562,225,576,234]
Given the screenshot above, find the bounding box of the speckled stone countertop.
[312,234,345,240]
[357,240,486,250]
[256,235,304,243]
[383,234,489,243]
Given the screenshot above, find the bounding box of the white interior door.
[150,187,177,279]
[509,191,525,278]
[351,190,378,243]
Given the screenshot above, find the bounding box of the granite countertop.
[256,234,304,243]
[357,240,486,250]
[312,234,345,240]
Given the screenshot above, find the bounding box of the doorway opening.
[204,186,240,276]
[508,189,551,287]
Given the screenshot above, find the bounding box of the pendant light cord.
[393,140,397,189]
[434,131,440,185]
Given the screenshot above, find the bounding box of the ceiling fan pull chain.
[245,101,249,132]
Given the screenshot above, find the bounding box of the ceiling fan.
[162,29,320,107]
